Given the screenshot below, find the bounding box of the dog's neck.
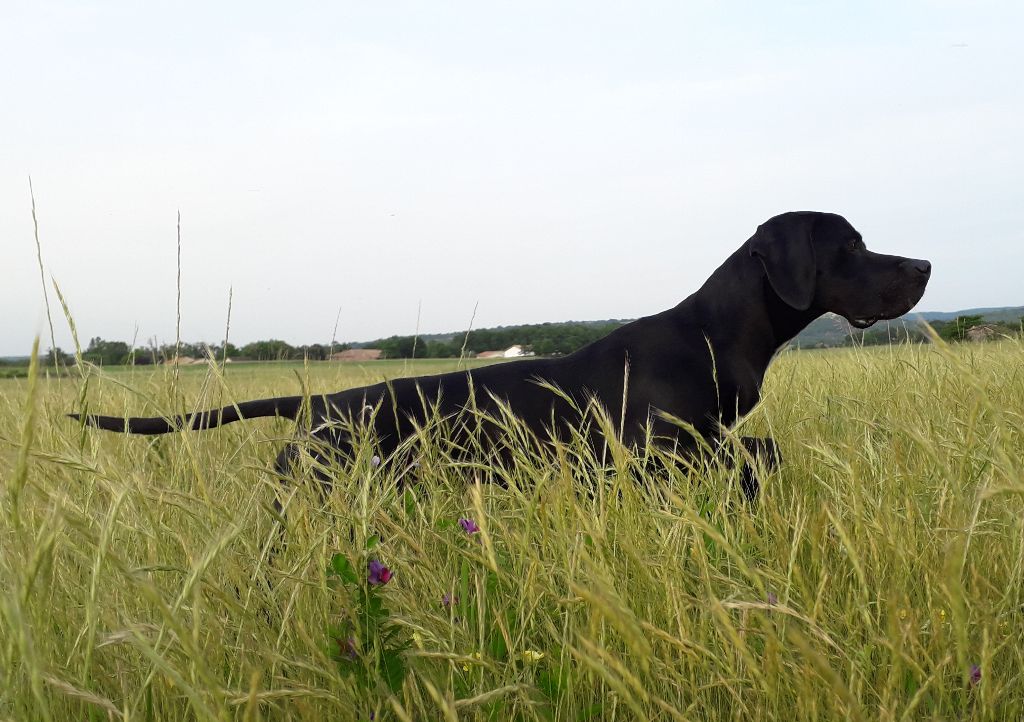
[682,245,821,366]
[761,278,823,350]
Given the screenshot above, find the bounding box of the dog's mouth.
[846,300,919,329]
[845,284,928,331]
[848,317,878,329]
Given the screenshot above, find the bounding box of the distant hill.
[791,315,857,347]
[909,306,1024,323]
[791,306,1024,348]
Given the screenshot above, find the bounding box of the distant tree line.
[372,321,626,359]
[12,321,627,366]
[19,338,353,366]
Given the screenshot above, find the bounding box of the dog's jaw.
[848,317,878,329]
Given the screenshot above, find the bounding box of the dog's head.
[748,211,931,328]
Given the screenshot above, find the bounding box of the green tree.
[377,336,417,359]
[932,315,985,343]
[209,342,239,359]
[240,339,296,360]
[297,343,329,361]
[83,337,132,365]
[41,347,75,366]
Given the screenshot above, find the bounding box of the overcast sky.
[2,1,1021,356]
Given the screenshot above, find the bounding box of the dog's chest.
[717,365,763,424]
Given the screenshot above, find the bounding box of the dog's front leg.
[734,436,781,502]
[701,434,780,502]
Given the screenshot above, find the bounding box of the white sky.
[2,1,1022,356]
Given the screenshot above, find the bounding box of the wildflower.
[442,592,458,608]
[335,636,358,661]
[459,518,480,534]
[767,592,778,606]
[938,609,947,624]
[898,609,908,621]
[522,650,545,663]
[367,559,393,586]
[970,664,981,687]
[371,455,381,467]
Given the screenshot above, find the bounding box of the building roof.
[330,348,383,361]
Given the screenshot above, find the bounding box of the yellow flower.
[522,650,545,663]
[462,651,482,672]
[898,609,908,621]
[939,609,947,623]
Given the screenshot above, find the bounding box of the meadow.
[1,341,1022,721]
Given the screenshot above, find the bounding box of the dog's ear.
[749,213,817,310]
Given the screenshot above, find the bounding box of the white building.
[502,345,534,358]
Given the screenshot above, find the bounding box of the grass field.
[1,341,1022,720]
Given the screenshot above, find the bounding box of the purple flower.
[767,592,778,606]
[371,455,381,467]
[459,518,480,534]
[442,593,457,608]
[335,636,358,660]
[368,559,393,585]
[970,664,981,687]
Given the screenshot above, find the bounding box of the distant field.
[1,343,1022,720]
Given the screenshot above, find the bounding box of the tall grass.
[1,341,1022,720]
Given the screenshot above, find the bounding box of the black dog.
[72,211,930,499]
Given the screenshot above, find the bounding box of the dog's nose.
[901,259,931,277]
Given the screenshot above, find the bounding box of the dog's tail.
[68,396,305,435]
